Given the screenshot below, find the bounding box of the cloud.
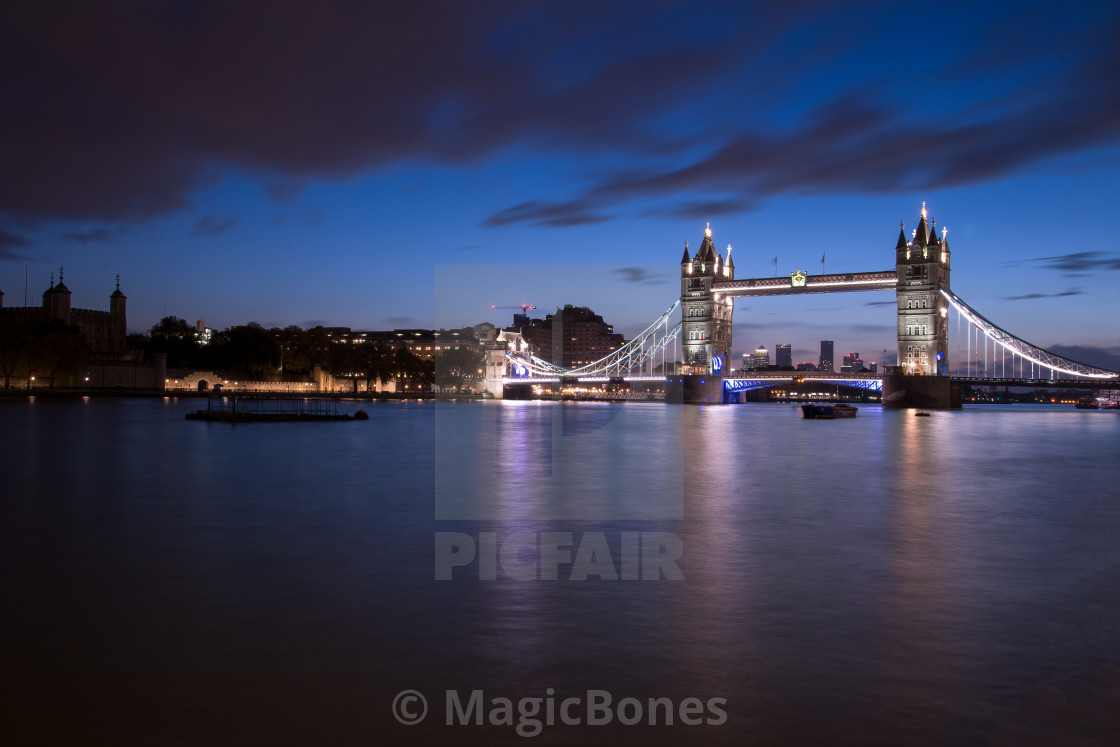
[613,267,665,285]
[1,2,1118,231]
[1045,345,1120,372]
[1026,252,1120,274]
[1003,289,1084,301]
[263,180,305,202]
[864,301,894,306]
[0,228,31,259]
[61,227,124,243]
[482,199,612,228]
[189,216,238,237]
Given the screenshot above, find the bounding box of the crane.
[490,304,537,312]
[490,304,537,336]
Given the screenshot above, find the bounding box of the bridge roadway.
[713,270,898,296]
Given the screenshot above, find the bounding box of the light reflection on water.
[2,397,1119,745]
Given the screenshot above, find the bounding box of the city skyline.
[3,3,1119,369]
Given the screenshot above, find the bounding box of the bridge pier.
[666,375,725,404]
[882,371,961,409]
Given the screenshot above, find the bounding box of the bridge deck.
[714,270,897,296]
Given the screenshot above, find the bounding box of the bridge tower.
[895,203,950,375]
[680,223,734,375]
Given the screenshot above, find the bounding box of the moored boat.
[802,403,858,419]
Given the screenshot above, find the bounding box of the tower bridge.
[489,204,1119,407]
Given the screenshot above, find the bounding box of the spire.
[704,221,711,239]
[111,272,126,299]
[726,245,735,269]
[914,203,930,246]
[681,241,691,264]
[929,218,940,245]
[896,221,908,250]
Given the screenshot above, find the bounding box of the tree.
[390,346,432,393]
[434,346,483,392]
[328,339,363,393]
[229,323,282,380]
[147,316,200,367]
[205,323,282,380]
[357,340,393,393]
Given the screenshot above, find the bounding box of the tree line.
[0,314,484,391]
[147,317,483,392]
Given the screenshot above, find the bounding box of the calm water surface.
[2,397,1119,745]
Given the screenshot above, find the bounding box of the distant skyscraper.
[776,344,792,369]
[841,352,863,373]
[747,345,769,370]
[820,340,834,372]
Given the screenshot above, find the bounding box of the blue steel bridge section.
[724,376,884,393]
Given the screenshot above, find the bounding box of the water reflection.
[2,399,1119,744]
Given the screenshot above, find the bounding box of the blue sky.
[2,1,1118,368]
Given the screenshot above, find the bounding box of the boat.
[915,412,931,417]
[802,403,858,419]
[186,395,367,422]
[1075,397,1100,410]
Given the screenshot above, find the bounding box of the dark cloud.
[1004,290,1085,301]
[864,301,894,306]
[1026,252,1120,274]
[62,227,123,243]
[263,180,306,203]
[0,2,755,224]
[189,216,238,237]
[1,2,1117,231]
[613,267,664,285]
[482,199,611,228]
[0,228,31,259]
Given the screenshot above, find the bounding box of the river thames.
[2,397,1119,745]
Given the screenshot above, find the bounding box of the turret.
[109,274,127,354]
[110,273,126,317]
[43,267,72,323]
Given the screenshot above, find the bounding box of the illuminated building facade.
[515,305,624,368]
[841,352,863,373]
[896,203,951,375]
[776,344,792,369]
[746,346,768,370]
[680,223,734,374]
[819,340,834,372]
